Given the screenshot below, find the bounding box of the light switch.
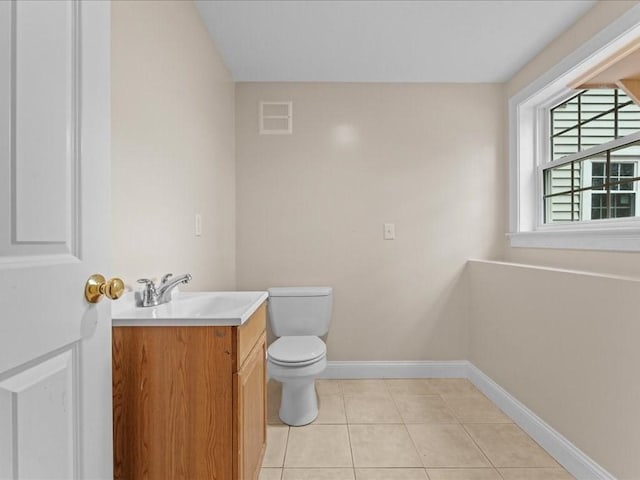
[195,213,202,236]
[384,223,395,240]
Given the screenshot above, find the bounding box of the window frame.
[508,5,640,251]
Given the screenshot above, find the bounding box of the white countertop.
[111,290,268,327]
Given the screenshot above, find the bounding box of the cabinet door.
[113,327,235,480]
[234,334,266,480]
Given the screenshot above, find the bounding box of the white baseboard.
[467,364,615,480]
[319,360,469,379]
[319,360,615,480]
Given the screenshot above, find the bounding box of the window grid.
[545,88,640,223]
[550,89,635,160]
[544,152,640,221]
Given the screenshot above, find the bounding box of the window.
[508,6,640,251]
[543,89,640,224]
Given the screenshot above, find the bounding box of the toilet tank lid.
[268,286,332,297]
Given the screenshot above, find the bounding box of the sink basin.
[112,291,268,326]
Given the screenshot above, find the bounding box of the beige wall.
[111,0,236,290]
[236,83,504,360]
[468,260,640,479]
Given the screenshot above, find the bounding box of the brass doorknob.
[85,274,125,303]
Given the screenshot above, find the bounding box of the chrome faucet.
[136,273,192,307]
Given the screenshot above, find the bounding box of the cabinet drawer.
[236,302,266,371]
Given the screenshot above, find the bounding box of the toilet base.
[268,355,327,427]
[279,378,318,426]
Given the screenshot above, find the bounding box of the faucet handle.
[159,273,173,285]
[137,278,159,307]
[137,278,156,290]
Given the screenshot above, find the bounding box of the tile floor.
[260,378,575,480]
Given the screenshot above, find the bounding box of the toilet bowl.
[267,287,333,426]
[267,335,327,425]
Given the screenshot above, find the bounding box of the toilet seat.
[267,336,326,367]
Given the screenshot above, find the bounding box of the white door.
[0,1,112,479]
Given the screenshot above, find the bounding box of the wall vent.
[259,101,292,135]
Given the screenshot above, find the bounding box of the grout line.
[386,385,405,423]
[280,424,291,470]
[435,392,460,424]
[404,421,427,472]
[280,422,286,480]
[460,423,498,471]
[345,414,356,474]
[338,388,348,427]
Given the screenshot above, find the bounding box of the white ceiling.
[194,0,597,83]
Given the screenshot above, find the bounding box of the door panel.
[0,1,111,478]
[0,0,87,371]
[0,0,78,258]
[0,349,78,479]
[15,0,75,244]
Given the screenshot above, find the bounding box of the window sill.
[508,227,640,252]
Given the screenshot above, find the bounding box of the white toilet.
[267,286,333,426]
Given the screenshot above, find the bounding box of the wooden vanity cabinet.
[112,302,267,480]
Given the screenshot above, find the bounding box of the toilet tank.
[268,287,333,337]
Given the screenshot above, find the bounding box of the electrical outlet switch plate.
[195,213,202,236]
[384,223,395,240]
